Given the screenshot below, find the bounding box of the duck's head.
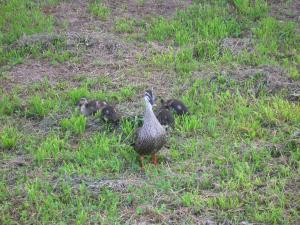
[144,89,155,106]
[78,98,88,107]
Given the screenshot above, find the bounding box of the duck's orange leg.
[152,153,158,165]
[140,155,145,171]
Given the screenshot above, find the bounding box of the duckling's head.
[144,89,155,106]
[101,105,119,124]
[78,98,88,107]
[159,98,169,109]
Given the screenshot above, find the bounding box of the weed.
[68,87,90,105]
[35,134,66,163]
[176,115,202,134]
[115,18,135,33]
[152,47,197,73]
[181,192,201,208]
[43,48,74,64]
[60,115,87,135]
[254,17,299,60]
[193,39,221,61]
[0,0,55,65]
[0,0,54,45]
[233,0,269,20]
[0,126,18,150]
[121,119,136,139]
[0,93,21,116]
[89,0,111,20]
[27,95,54,118]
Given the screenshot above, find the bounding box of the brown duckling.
[134,90,166,169]
[78,98,107,116]
[156,104,174,128]
[161,99,189,115]
[101,105,119,124]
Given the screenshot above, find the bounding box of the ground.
[0,0,300,224]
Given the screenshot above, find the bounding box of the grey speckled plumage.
[134,91,166,156]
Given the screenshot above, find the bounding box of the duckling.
[77,98,107,116]
[101,105,119,124]
[156,103,174,129]
[162,99,189,115]
[134,90,166,169]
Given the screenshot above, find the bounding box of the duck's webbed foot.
[151,153,158,165]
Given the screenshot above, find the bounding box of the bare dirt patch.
[227,65,300,99]
[3,0,185,99]
[106,0,192,19]
[192,65,300,101]
[221,38,254,56]
[0,155,31,170]
[55,174,146,194]
[268,0,300,30]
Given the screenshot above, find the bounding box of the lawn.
[0,0,299,224]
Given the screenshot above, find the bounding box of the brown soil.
[106,0,192,19]
[58,174,146,194]
[268,0,300,31]
[228,65,300,99]
[221,38,254,56]
[4,0,184,101]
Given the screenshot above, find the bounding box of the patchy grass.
[1,0,300,225]
[89,0,111,21]
[60,114,87,135]
[0,0,60,65]
[115,18,135,33]
[0,0,54,46]
[147,1,299,75]
[0,126,19,150]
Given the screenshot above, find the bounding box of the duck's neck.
[144,102,155,122]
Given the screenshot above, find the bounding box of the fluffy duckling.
[77,98,108,116]
[161,99,189,115]
[134,90,166,169]
[101,105,119,124]
[156,103,174,129]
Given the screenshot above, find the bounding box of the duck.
[134,90,166,169]
[161,98,189,115]
[77,98,107,116]
[101,104,119,124]
[156,102,175,129]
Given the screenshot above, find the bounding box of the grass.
[0,126,18,150]
[232,0,269,20]
[89,0,111,21]
[1,0,300,224]
[0,93,21,115]
[0,0,54,46]
[27,95,56,118]
[60,114,87,135]
[0,0,58,66]
[147,1,299,76]
[115,18,135,33]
